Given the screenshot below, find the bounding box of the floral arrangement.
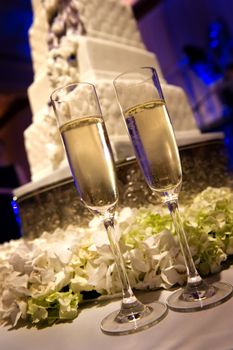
[1,187,233,328]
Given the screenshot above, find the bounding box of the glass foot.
[100,301,167,336]
[166,281,233,312]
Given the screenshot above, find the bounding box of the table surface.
[1,268,233,350]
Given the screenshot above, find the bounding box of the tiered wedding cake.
[25,0,198,182]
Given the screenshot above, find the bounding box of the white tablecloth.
[1,267,233,350]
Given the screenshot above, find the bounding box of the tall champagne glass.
[113,67,233,312]
[50,82,167,335]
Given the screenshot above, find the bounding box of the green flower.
[27,289,82,324]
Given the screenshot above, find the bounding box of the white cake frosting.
[29,0,49,78]
[76,0,145,48]
[25,0,198,182]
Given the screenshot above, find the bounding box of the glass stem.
[104,215,139,306]
[167,200,202,286]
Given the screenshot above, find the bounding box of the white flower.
[70,275,91,293]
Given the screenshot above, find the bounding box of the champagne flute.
[113,67,233,312]
[50,82,167,335]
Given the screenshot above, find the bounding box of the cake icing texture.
[25,0,197,181]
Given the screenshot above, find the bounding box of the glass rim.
[50,81,97,103]
[113,66,157,86]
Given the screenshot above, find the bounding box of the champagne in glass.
[50,82,168,335]
[60,116,117,214]
[114,67,233,312]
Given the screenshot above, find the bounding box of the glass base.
[100,301,167,336]
[166,281,233,312]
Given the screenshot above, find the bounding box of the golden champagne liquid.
[60,116,118,212]
[125,100,182,195]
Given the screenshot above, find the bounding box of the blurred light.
[11,196,22,236]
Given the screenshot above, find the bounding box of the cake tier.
[77,0,144,48]
[28,36,162,116]
[77,36,162,82]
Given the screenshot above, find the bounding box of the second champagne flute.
[113,67,233,312]
[50,82,168,335]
